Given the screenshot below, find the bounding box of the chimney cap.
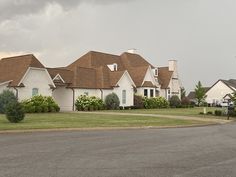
[127,48,137,54]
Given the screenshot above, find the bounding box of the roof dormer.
[107,63,118,71]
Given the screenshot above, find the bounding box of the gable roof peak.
[1,54,35,60]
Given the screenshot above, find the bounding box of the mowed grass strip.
[105,107,224,117]
[0,113,208,131]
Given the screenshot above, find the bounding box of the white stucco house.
[205,79,236,106]
[0,51,182,111]
[0,54,55,101]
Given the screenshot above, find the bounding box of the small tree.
[195,81,207,106]
[169,95,181,108]
[0,90,17,114]
[105,93,120,110]
[5,102,25,123]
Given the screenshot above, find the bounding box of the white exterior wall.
[102,89,114,100]
[168,78,181,99]
[52,87,73,111]
[17,68,53,101]
[159,89,167,99]
[113,73,134,107]
[0,83,16,97]
[74,89,101,99]
[0,83,9,93]
[206,81,234,104]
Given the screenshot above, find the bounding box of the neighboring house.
[0,51,182,111]
[187,87,210,104]
[205,79,236,106]
[187,91,197,103]
[0,54,55,101]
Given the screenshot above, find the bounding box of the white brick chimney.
[168,60,177,72]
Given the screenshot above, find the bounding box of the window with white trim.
[32,88,39,96]
[144,89,148,97]
[150,89,154,97]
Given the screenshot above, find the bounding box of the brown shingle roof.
[127,66,149,87]
[120,52,154,68]
[109,71,126,87]
[0,54,45,87]
[67,51,125,71]
[47,68,74,84]
[68,66,125,89]
[66,51,155,88]
[142,81,156,88]
[158,67,173,89]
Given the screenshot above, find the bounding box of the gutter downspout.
[13,87,19,100]
[100,89,103,100]
[70,88,75,111]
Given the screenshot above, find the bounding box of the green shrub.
[105,93,120,110]
[0,90,17,114]
[169,95,181,108]
[134,95,144,109]
[21,95,60,113]
[143,97,169,109]
[207,111,213,115]
[75,95,104,111]
[5,102,25,123]
[215,110,222,116]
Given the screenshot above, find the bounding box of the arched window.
[32,88,39,96]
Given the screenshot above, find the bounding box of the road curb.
[0,122,222,134]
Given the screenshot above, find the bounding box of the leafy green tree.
[195,81,207,106]
[0,90,17,113]
[5,102,25,123]
[105,93,120,110]
[169,95,181,108]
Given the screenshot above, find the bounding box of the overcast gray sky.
[1,0,236,92]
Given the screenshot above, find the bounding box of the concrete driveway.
[0,123,236,177]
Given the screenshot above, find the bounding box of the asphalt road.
[1,123,236,177]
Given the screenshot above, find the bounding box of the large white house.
[0,51,182,111]
[205,79,236,105]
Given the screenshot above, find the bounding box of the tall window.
[154,68,158,76]
[122,90,126,104]
[150,89,154,97]
[144,89,148,97]
[32,88,39,96]
[167,89,171,100]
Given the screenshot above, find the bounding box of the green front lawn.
[0,112,209,131]
[105,107,224,117]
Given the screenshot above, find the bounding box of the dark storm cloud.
[0,0,133,22]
